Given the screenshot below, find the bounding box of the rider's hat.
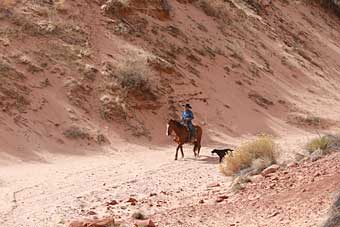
[182,103,192,109]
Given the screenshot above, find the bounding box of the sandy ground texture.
[0,0,340,226]
[0,137,339,227]
[0,145,229,227]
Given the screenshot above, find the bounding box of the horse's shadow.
[186,155,219,164]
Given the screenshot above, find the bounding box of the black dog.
[211,149,234,163]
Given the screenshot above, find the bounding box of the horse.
[166,119,203,160]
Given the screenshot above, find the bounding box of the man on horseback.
[182,104,195,141]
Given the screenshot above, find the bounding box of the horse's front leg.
[175,144,180,160]
[180,145,184,158]
[197,144,201,157]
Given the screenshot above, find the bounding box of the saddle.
[181,121,196,142]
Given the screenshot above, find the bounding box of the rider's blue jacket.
[182,110,194,121]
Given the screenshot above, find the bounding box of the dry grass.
[220,135,277,176]
[115,45,153,96]
[99,94,127,121]
[317,0,340,16]
[306,136,332,154]
[132,211,147,220]
[63,126,90,140]
[196,0,229,18]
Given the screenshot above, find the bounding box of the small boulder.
[127,197,138,203]
[88,217,115,227]
[249,174,263,182]
[106,200,118,206]
[134,219,156,227]
[261,164,280,176]
[287,162,298,168]
[87,211,97,215]
[310,149,323,162]
[207,182,221,188]
[68,217,115,227]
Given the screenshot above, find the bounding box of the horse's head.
[166,119,175,136]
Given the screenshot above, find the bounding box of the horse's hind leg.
[193,143,197,157]
[175,145,180,160]
[180,145,184,158]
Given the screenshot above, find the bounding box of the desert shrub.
[132,211,147,220]
[304,116,321,126]
[306,136,332,154]
[220,135,277,176]
[63,126,90,140]
[115,45,153,96]
[102,0,131,15]
[316,0,340,17]
[99,94,127,120]
[195,0,229,18]
[322,194,340,227]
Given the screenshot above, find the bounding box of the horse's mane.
[171,119,185,128]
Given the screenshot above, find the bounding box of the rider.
[182,104,195,141]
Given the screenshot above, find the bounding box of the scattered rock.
[207,182,221,188]
[250,174,263,182]
[216,195,228,203]
[18,55,32,65]
[287,162,298,168]
[134,219,156,227]
[87,211,97,215]
[268,211,280,218]
[310,149,323,162]
[261,164,280,176]
[127,197,138,206]
[314,172,321,178]
[84,64,98,80]
[199,199,204,204]
[106,200,118,206]
[68,217,115,227]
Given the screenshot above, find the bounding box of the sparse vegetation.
[306,136,331,153]
[322,194,340,227]
[196,0,229,18]
[220,135,277,176]
[99,94,127,121]
[63,126,90,140]
[317,0,340,16]
[63,126,109,144]
[304,116,322,126]
[132,211,147,220]
[115,46,153,96]
[306,133,340,154]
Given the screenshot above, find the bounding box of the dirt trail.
[0,134,339,227]
[0,145,228,227]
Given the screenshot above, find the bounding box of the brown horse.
[166,119,202,160]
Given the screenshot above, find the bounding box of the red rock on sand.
[134,219,156,227]
[106,200,118,206]
[68,217,115,227]
[207,182,221,188]
[287,162,298,168]
[261,164,280,176]
[127,197,138,203]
